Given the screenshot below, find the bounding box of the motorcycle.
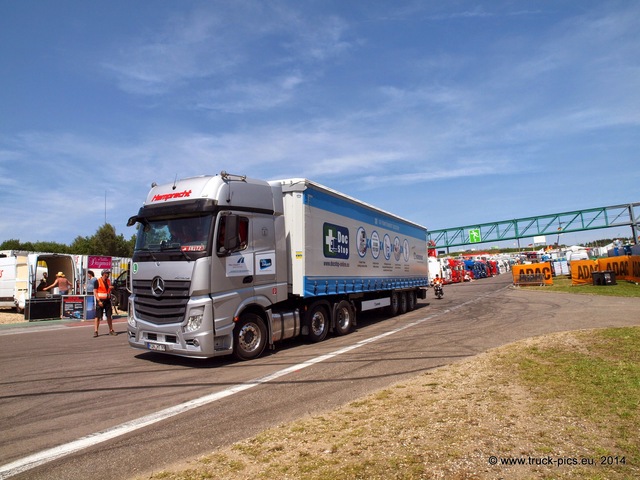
[434,282,444,299]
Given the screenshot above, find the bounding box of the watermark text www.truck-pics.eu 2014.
[125,171,429,360]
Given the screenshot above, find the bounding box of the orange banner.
[512,262,553,285]
[597,256,629,280]
[631,256,640,283]
[571,255,640,284]
[570,260,599,285]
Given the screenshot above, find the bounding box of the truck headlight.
[185,308,204,333]
[127,299,136,328]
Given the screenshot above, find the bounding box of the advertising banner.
[512,262,553,285]
[570,260,598,285]
[62,295,85,319]
[85,295,96,320]
[88,256,113,270]
[571,256,640,284]
[630,256,640,283]
[597,256,631,280]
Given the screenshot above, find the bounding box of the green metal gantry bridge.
[427,202,640,250]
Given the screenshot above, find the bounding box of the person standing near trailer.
[86,270,97,295]
[37,272,48,292]
[94,269,115,337]
[43,272,72,295]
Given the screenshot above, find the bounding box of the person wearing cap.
[94,269,115,337]
[43,272,72,295]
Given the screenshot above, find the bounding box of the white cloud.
[101,18,238,94]
[195,73,305,113]
[100,2,355,100]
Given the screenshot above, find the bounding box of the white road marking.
[0,324,69,336]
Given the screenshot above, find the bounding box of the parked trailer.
[126,172,429,360]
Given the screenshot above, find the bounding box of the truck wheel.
[386,292,399,316]
[406,291,416,311]
[233,313,267,360]
[306,303,329,343]
[398,292,408,315]
[333,300,354,336]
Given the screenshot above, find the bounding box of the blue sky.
[1,1,638,248]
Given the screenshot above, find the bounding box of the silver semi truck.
[126,172,429,360]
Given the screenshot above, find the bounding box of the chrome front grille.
[133,279,190,325]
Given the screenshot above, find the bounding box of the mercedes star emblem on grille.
[151,276,165,297]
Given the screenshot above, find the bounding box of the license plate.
[147,342,166,352]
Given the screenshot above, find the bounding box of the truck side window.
[238,218,248,247]
[217,216,249,255]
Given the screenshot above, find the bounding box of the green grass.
[505,327,640,477]
[529,275,640,297]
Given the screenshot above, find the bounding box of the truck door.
[214,213,254,297]
[251,214,277,297]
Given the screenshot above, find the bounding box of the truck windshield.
[135,215,213,254]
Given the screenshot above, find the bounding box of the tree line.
[0,224,135,257]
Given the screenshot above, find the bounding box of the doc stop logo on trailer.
[323,223,349,259]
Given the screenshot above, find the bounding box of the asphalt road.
[1,274,638,480]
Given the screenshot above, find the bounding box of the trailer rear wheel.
[233,313,267,360]
[386,292,399,317]
[333,300,354,336]
[398,292,408,315]
[406,291,416,311]
[306,303,329,343]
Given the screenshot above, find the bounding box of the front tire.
[233,313,267,360]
